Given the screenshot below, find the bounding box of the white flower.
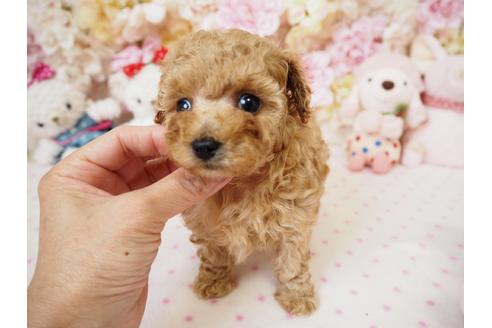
[57,65,92,93]
[143,1,167,24]
[38,30,60,55]
[56,27,76,50]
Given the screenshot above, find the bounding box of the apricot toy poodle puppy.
[154,29,329,315]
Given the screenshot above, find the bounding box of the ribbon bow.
[28,61,56,87]
[111,36,168,78]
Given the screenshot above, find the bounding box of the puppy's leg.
[193,243,236,299]
[273,232,317,315]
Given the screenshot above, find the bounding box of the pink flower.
[328,15,387,76]
[302,51,335,107]
[27,30,44,73]
[417,0,464,34]
[210,0,284,36]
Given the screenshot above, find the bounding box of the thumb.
[128,168,230,222]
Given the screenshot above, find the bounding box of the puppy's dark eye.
[37,122,44,128]
[177,98,192,112]
[136,98,142,104]
[65,102,72,110]
[368,78,372,82]
[238,93,261,113]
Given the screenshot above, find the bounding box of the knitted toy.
[108,37,167,126]
[340,52,428,174]
[402,35,464,167]
[27,62,120,165]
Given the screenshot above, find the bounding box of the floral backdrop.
[27,0,463,114]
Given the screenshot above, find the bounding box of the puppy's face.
[155,30,311,177]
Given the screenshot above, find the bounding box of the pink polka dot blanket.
[27,149,463,328]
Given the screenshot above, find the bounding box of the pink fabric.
[422,92,464,113]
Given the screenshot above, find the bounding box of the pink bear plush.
[341,52,428,174]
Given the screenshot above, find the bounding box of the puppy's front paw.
[193,273,236,299]
[274,287,318,315]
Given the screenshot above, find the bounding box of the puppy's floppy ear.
[154,79,166,124]
[284,51,312,124]
[154,66,167,124]
[154,39,186,125]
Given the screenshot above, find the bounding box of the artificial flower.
[302,51,335,108]
[328,15,387,76]
[28,30,45,75]
[286,0,337,29]
[383,11,418,53]
[437,27,464,54]
[207,0,284,36]
[417,0,464,35]
[28,1,77,55]
[328,74,354,112]
[73,0,167,45]
[285,25,325,53]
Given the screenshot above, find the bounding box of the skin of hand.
[27,125,231,328]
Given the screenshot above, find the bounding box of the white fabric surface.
[27,146,464,328]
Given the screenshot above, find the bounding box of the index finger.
[71,125,169,172]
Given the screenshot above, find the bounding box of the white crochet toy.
[402,35,464,167]
[108,64,162,126]
[27,63,120,165]
[107,38,166,126]
[340,52,428,173]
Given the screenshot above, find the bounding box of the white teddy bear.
[106,38,166,126]
[28,63,120,165]
[341,52,428,173]
[108,64,162,126]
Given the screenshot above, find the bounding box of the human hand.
[27,125,231,328]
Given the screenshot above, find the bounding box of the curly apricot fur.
[155,30,329,315]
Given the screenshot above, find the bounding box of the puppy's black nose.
[192,137,222,161]
[382,80,394,90]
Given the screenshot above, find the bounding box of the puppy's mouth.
[186,159,233,179]
[202,162,223,170]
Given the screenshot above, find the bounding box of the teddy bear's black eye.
[177,98,192,112]
[37,122,44,128]
[137,98,142,104]
[238,93,261,113]
[368,78,372,82]
[65,102,72,110]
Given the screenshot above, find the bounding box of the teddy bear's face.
[28,80,86,138]
[123,65,161,121]
[359,67,415,114]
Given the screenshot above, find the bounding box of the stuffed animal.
[108,38,167,126]
[27,62,120,165]
[340,52,428,173]
[402,35,464,167]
